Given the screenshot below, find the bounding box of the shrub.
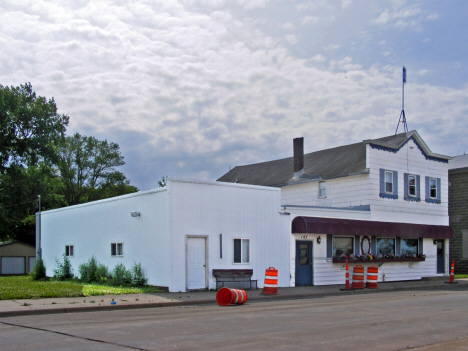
[30,257,46,280]
[111,263,132,286]
[131,262,147,287]
[78,256,98,283]
[95,263,110,284]
[53,254,74,281]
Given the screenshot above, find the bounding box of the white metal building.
[39,178,290,292]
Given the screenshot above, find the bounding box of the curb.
[1,282,466,318]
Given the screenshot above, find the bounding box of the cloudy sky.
[1,0,467,190]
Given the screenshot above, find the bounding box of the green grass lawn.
[455,274,468,279]
[0,276,163,300]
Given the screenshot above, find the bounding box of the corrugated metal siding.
[169,179,290,292]
[41,189,170,287]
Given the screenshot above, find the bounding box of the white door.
[187,237,206,290]
[1,257,26,274]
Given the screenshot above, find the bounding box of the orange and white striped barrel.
[450,260,454,283]
[261,267,278,295]
[366,266,378,289]
[216,287,248,306]
[351,265,364,289]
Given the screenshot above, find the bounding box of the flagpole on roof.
[395,66,408,135]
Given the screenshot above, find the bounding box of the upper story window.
[379,169,398,199]
[404,173,420,202]
[385,171,393,193]
[318,181,326,198]
[425,177,441,204]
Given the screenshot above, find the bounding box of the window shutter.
[425,176,430,202]
[354,235,360,255]
[371,236,377,255]
[327,234,333,258]
[379,168,385,194]
[396,237,401,256]
[404,173,409,199]
[416,175,421,200]
[393,171,398,196]
[437,178,441,202]
[418,238,423,255]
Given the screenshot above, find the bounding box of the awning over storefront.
[291,216,453,239]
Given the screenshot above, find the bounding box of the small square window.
[111,243,123,256]
[318,181,326,198]
[65,245,74,257]
[233,238,250,264]
[429,178,437,199]
[385,171,393,193]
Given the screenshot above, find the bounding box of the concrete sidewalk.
[1,277,467,318]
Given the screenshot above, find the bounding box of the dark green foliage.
[53,254,74,281]
[30,257,46,280]
[78,256,111,284]
[131,262,147,287]
[110,263,132,287]
[158,176,168,188]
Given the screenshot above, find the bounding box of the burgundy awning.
[291,216,453,239]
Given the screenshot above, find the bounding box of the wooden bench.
[212,269,258,290]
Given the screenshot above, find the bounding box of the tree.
[56,133,138,205]
[0,83,69,172]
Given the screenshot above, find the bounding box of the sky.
[1,0,467,191]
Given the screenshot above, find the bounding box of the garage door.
[1,257,26,274]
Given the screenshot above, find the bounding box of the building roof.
[449,154,468,171]
[217,130,451,187]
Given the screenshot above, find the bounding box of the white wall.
[281,174,370,209]
[367,141,449,225]
[41,188,171,288]
[169,179,291,292]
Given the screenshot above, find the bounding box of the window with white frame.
[233,238,250,264]
[401,238,418,257]
[376,238,395,256]
[385,171,394,193]
[408,175,416,197]
[333,237,353,257]
[65,245,74,257]
[111,243,123,256]
[318,181,326,198]
[429,178,437,199]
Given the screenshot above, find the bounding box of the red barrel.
[366,266,378,289]
[216,287,248,306]
[351,265,364,289]
[261,267,278,295]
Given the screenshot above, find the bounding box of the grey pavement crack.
[0,321,151,351]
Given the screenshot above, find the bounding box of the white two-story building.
[218,130,453,286]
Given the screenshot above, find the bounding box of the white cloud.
[302,16,319,25]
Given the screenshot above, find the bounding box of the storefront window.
[333,237,353,256]
[401,238,418,256]
[377,238,395,256]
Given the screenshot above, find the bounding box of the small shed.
[0,241,36,274]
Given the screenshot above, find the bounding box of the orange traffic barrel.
[366,266,378,289]
[216,287,248,306]
[351,265,364,289]
[261,267,278,295]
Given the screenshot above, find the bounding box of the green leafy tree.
[0,82,69,172]
[55,133,138,205]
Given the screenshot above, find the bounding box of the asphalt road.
[1,289,468,350]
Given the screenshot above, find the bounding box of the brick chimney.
[293,137,304,178]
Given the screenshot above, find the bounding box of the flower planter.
[332,257,425,263]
